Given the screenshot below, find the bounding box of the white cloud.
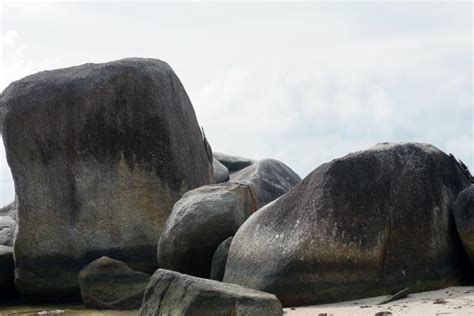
[0,2,471,205]
[191,24,472,177]
[0,29,61,91]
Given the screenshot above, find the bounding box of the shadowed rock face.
[139,269,283,316]
[224,143,472,307]
[0,58,213,301]
[230,158,301,208]
[158,182,257,278]
[78,256,150,310]
[213,159,230,183]
[0,106,5,133]
[454,185,474,263]
[0,246,16,299]
[210,237,233,281]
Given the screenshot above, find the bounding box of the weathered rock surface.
[210,237,233,281]
[139,269,283,316]
[158,182,257,277]
[0,198,17,221]
[213,152,255,173]
[0,245,16,299]
[453,185,474,263]
[1,58,213,300]
[0,216,16,246]
[0,106,5,133]
[224,143,471,306]
[230,158,301,207]
[78,256,150,309]
[213,158,230,183]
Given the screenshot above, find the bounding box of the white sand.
[284,286,474,316]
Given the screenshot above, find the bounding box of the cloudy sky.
[0,1,472,205]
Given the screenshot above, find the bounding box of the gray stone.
[0,216,16,246]
[213,152,255,172]
[224,143,471,306]
[453,185,474,263]
[210,237,233,281]
[78,256,150,310]
[0,198,17,221]
[139,269,283,316]
[0,245,16,299]
[230,158,301,207]
[158,182,257,278]
[0,105,5,133]
[213,158,229,183]
[1,58,213,301]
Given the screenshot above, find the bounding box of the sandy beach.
[285,286,474,316]
[1,286,474,315]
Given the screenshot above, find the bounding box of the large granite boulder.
[139,269,283,316]
[213,159,230,183]
[78,256,150,309]
[0,216,16,246]
[1,58,213,300]
[0,245,16,299]
[224,143,472,307]
[230,158,301,207]
[453,185,474,263]
[158,182,257,278]
[213,152,255,173]
[210,237,233,281]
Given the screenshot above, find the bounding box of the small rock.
[230,158,301,207]
[213,152,255,173]
[213,159,230,183]
[433,298,448,304]
[78,256,150,309]
[0,216,16,246]
[0,199,17,221]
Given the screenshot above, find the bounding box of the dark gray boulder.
[213,152,255,172]
[0,105,5,133]
[0,245,16,299]
[453,185,474,263]
[230,158,301,207]
[139,269,283,316]
[1,58,213,301]
[0,216,16,246]
[213,159,229,183]
[210,237,233,281]
[78,256,150,309]
[224,143,471,307]
[158,182,257,278]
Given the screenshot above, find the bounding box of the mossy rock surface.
[0,57,213,301]
[78,256,150,310]
[140,269,283,316]
[224,143,472,307]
